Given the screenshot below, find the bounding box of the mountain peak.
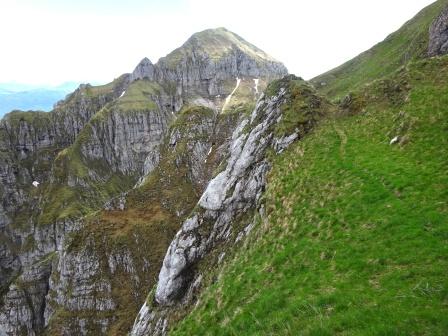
[131,57,155,81]
[183,27,279,62]
[156,27,287,84]
[122,28,288,116]
[139,57,152,64]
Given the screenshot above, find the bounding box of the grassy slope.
[311,0,448,99]
[171,57,448,335]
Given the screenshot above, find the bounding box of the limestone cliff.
[0,27,287,336]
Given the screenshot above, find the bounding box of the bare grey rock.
[0,77,128,335]
[104,192,127,211]
[154,91,286,306]
[131,57,156,81]
[80,107,170,175]
[428,5,448,56]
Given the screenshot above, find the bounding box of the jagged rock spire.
[131,57,156,81]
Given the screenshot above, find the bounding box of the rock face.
[42,105,237,335]
[131,27,288,112]
[0,27,287,335]
[154,91,288,306]
[0,77,127,335]
[131,58,156,82]
[80,105,170,175]
[428,5,448,56]
[156,28,288,100]
[130,76,329,335]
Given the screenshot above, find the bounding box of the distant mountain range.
[0,82,86,118]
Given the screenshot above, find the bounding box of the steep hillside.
[311,0,448,99]
[170,52,448,336]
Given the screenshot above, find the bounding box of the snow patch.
[221,77,241,113]
[120,90,126,98]
[254,78,260,96]
[204,146,213,163]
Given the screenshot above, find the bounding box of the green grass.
[265,75,334,137]
[170,57,448,335]
[311,0,448,99]
[171,105,215,131]
[114,79,160,111]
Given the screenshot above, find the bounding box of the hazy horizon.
[1,0,436,86]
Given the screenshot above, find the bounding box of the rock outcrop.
[130,76,330,335]
[156,28,287,100]
[131,58,156,82]
[428,5,448,57]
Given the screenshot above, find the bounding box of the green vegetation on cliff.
[264,76,335,137]
[115,79,159,111]
[171,56,448,335]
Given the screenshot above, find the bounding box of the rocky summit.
[2,1,448,335]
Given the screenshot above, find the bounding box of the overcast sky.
[0,0,436,85]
